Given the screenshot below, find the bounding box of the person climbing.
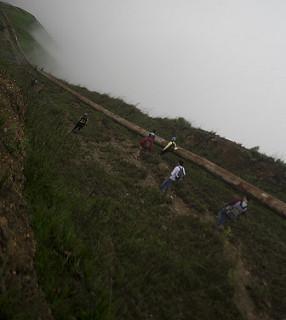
[160,160,186,192]
[137,131,156,159]
[31,79,39,87]
[72,113,88,133]
[140,132,156,151]
[161,136,178,155]
[217,196,248,227]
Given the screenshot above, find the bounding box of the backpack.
[225,200,247,219]
[176,166,184,180]
[79,116,87,125]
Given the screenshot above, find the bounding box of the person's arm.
[241,205,248,214]
[182,167,186,177]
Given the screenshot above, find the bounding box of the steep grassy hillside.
[1,2,58,70]
[1,3,286,320]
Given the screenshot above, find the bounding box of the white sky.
[6,0,286,159]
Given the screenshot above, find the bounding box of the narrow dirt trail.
[224,241,270,320]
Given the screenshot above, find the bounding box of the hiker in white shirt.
[160,160,186,192]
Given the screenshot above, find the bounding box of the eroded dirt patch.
[0,73,53,319]
[224,240,270,320]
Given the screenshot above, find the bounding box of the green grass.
[22,90,241,319]
[70,85,286,202]
[1,3,286,320]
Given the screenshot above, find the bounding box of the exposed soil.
[223,240,271,320]
[0,74,53,319]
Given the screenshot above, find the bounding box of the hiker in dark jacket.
[217,196,248,227]
[72,113,88,133]
[160,160,186,192]
[31,79,39,87]
[161,136,178,155]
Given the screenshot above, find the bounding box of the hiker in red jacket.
[136,131,156,159]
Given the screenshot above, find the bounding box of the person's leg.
[72,123,80,132]
[160,179,173,192]
[160,179,168,192]
[136,147,144,160]
[77,123,84,131]
[161,142,171,155]
[217,208,227,226]
[75,123,85,132]
[163,146,171,153]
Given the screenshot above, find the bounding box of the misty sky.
[6,0,286,159]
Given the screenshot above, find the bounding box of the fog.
[6,0,286,159]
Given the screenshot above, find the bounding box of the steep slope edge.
[0,73,53,319]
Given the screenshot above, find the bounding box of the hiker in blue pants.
[160,160,186,192]
[217,196,248,227]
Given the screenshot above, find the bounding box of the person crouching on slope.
[217,196,248,227]
[161,136,178,155]
[72,113,88,133]
[137,131,156,159]
[160,160,186,192]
